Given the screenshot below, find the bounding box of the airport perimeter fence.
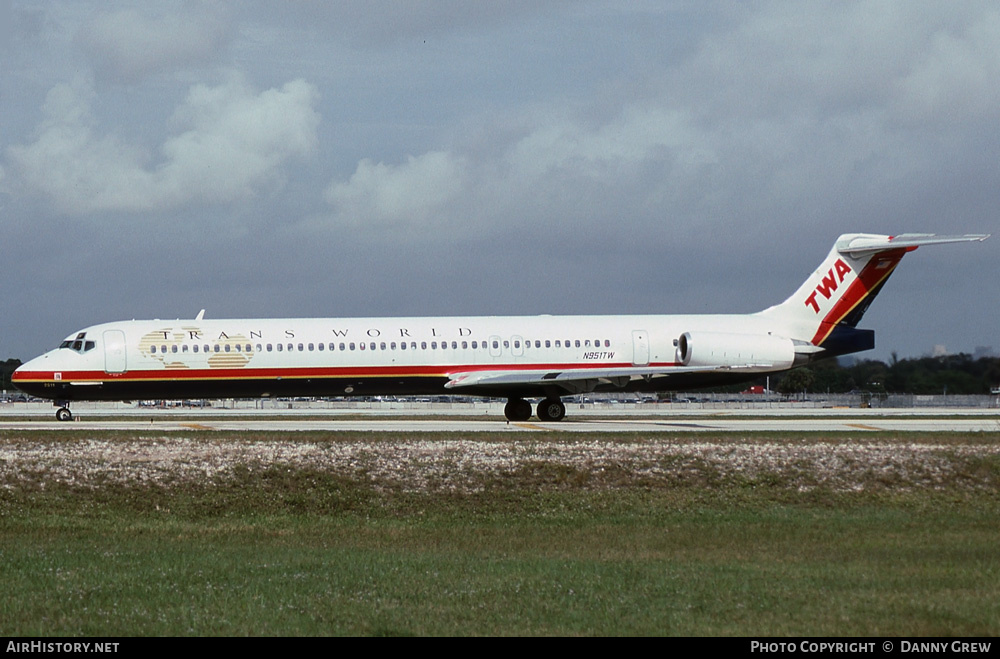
[664,392,1000,409]
[184,392,1000,410]
[3,393,999,414]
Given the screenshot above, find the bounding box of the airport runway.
[1,416,997,432]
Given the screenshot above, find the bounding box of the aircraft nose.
[10,354,53,397]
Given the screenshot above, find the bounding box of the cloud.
[892,9,1000,125]
[76,4,232,84]
[318,102,713,243]
[324,151,465,228]
[6,76,319,214]
[316,1,1000,262]
[271,1,555,48]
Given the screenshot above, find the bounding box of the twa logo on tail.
[804,258,852,313]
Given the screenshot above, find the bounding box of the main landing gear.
[504,397,566,422]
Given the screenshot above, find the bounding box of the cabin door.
[632,330,649,366]
[103,330,127,374]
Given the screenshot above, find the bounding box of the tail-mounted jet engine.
[674,331,796,370]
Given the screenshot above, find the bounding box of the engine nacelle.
[675,331,796,370]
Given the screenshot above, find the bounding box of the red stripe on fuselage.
[12,360,679,385]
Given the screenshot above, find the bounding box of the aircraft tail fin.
[756,233,988,352]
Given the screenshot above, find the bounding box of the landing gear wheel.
[55,407,72,422]
[504,398,532,422]
[536,398,566,422]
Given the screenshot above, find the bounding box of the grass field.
[1,430,998,636]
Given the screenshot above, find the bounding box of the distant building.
[973,346,995,360]
[932,344,948,357]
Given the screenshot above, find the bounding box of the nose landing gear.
[55,404,73,422]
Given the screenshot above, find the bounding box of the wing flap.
[445,364,741,394]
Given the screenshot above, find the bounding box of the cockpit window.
[59,333,96,353]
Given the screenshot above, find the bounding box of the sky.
[1,1,997,363]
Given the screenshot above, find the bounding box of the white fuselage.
[12,312,789,403]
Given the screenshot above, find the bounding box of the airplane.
[12,232,988,422]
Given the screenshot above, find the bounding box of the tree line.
[1,359,22,392]
[773,353,1000,396]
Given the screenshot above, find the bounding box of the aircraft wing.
[444,364,756,395]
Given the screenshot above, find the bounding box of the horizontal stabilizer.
[838,233,989,255]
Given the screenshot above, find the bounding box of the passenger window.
[492,340,499,349]
[545,340,551,348]
[318,343,324,351]
[277,344,283,352]
[380,342,386,350]
[235,344,242,352]
[308,343,314,351]
[349,343,356,350]
[462,341,467,349]
[422,342,428,350]
[339,343,346,351]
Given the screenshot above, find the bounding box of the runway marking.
[513,422,548,431]
[846,423,882,430]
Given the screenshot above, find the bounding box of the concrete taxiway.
[1,404,997,433]
[0,413,1000,434]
